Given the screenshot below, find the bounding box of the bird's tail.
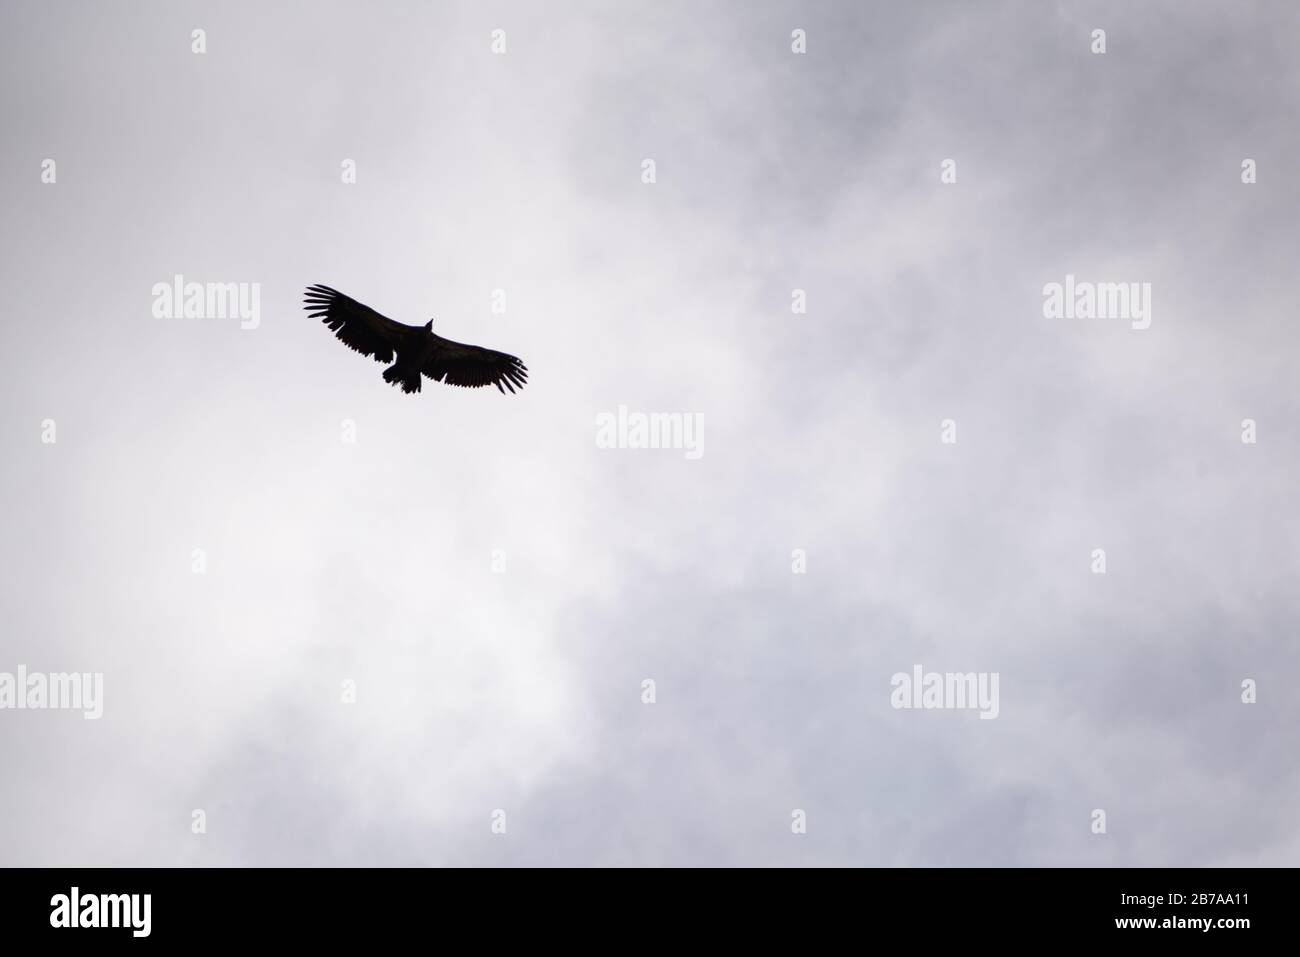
[383,364,422,394]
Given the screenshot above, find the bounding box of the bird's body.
[381,328,441,394]
[303,285,528,395]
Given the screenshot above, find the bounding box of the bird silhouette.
[303,285,528,395]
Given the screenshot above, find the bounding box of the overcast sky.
[2,0,1298,866]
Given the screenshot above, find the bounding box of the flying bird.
[303,285,528,395]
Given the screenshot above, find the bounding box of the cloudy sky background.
[2,0,1298,865]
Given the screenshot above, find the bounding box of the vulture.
[303,285,528,395]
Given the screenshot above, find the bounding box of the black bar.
[0,868,1280,943]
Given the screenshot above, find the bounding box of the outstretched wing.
[303,285,414,363]
[423,335,529,394]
